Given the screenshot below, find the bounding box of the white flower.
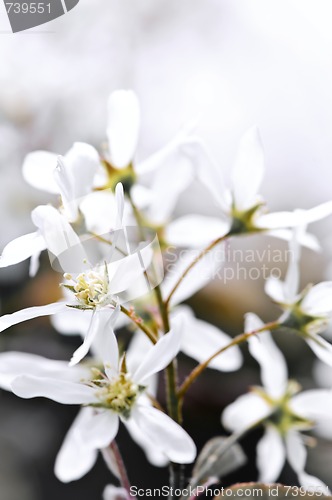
[23,142,102,222]
[265,224,332,366]
[179,127,332,243]
[222,313,332,490]
[9,317,196,482]
[0,224,156,366]
[52,244,242,373]
[0,167,124,279]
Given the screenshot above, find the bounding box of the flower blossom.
[265,224,332,366]
[0,148,122,276]
[0,186,157,366]
[52,243,242,373]
[169,127,332,247]
[222,313,332,490]
[4,315,195,482]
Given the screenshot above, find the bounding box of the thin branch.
[177,320,281,399]
[102,441,135,500]
[120,305,157,344]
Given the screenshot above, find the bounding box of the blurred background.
[1,0,332,498]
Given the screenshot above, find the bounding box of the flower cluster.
[1,90,332,498]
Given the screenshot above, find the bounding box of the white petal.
[246,313,288,398]
[55,408,98,483]
[305,334,332,367]
[131,405,196,464]
[290,389,332,422]
[301,282,332,316]
[126,331,155,385]
[301,200,332,224]
[136,124,195,176]
[103,485,127,500]
[11,375,95,404]
[132,317,182,384]
[78,410,119,450]
[101,308,121,379]
[180,137,231,212]
[126,333,158,397]
[265,276,287,304]
[124,416,168,467]
[256,211,303,230]
[107,242,153,295]
[107,90,140,169]
[31,205,87,273]
[165,215,229,249]
[145,156,193,225]
[287,430,329,491]
[162,243,224,307]
[0,231,46,269]
[284,223,305,300]
[0,302,67,333]
[286,430,330,490]
[51,306,93,336]
[285,430,306,474]
[175,307,242,371]
[222,393,271,433]
[232,127,264,212]
[298,472,330,493]
[0,351,88,391]
[287,429,330,494]
[22,151,59,193]
[69,309,116,367]
[79,190,118,234]
[29,247,43,277]
[130,185,153,210]
[257,426,285,482]
[115,182,124,228]
[266,229,321,251]
[100,448,121,480]
[57,142,99,203]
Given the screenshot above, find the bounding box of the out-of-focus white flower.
[0,183,124,276]
[265,224,332,366]
[23,142,102,222]
[106,90,203,238]
[107,90,140,170]
[9,317,196,482]
[222,313,332,490]
[103,485,127,500]
[179,127,332,244]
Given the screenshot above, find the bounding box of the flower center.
[63,268,111,309]
[229,202,265,235]
[101,161,137,192]
[280,290,329,335]
[252,381,313,436]
[92,372,145,419]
